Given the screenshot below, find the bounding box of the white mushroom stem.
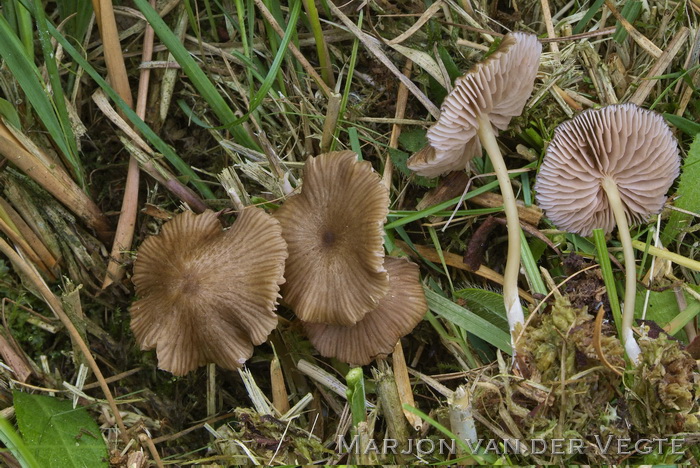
[601,176,642,364]
[476,113,524,346]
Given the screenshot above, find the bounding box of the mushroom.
[130,208,288,375]
[534,103,680,363]
[275,151,390,326]
[408,32,542,345]
[303,257,426,365]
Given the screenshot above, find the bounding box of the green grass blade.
[55,0,93,45]
[45,21,216,199]
[425,287,512,354]
[593,228,623,338]
[233,0,253,92]
[31,2,85,188]
[572,0,605,34]
[0,14,84,187]
[0,97,21,128]
[664,113,700,137]
[302,0,333,86]
[613,1,642,43]
[203,0,219,42]
[666,300,700,336]
[428,226,454,292]
[0,417,40,468]
[132,0,259,150]
[348,126,363,159]
[331,10,362,152]
[242,0,301,121]
[16,1,34,57]
[520,230,547,295]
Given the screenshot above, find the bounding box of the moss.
[627,333,699,434]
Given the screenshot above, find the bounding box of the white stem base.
[624,328,642,365]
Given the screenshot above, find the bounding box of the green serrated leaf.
[14,392,108,468]
[662,133,700,244]
[388,148,436,188]
[398,128,428,152]
[453,288,509,332]
[425,287,512,354]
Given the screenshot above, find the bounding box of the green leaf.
[437,45,461,83]
[0,417,40,468]
[14,392,108,468]
[635,289,679,328]
[0,97,21,128]
[32,1,84,186]
[664,113,700,137]
[520,230,547,295]
[398,128,428,152]
[425,287,512,354]
[388,148,436,188]
[572,0,605,34]
[662,133,700,244]
[453,288,509,332]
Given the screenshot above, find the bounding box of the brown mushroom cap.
[130,208,287,376]
[303,257,426,366]
[275,151,390,326]
[534,104,680,236]
[408,32,541,177]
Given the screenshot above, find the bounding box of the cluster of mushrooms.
[130,151,426,375]
[407,31,680,364]
[131,30,681,374]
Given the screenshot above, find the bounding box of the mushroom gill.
[535,103,680,237]
[407,32,541,177]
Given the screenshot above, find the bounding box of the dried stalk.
[0,237,128,441]
[0,126,111,241]
[99,0,149,288]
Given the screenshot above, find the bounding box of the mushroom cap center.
[178,268,202,295]
[321,229,336,247]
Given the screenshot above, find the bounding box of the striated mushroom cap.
[535,104,680,236]
[130,208,287,376]
[303,257,427,366]
[275,151,390,326]
[408,32,542,177]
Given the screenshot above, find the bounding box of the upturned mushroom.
[303,257,427,365]
[130,208,288,375]
[535,103,680,363]
[408,32,542,345]
[274,151,390,326]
